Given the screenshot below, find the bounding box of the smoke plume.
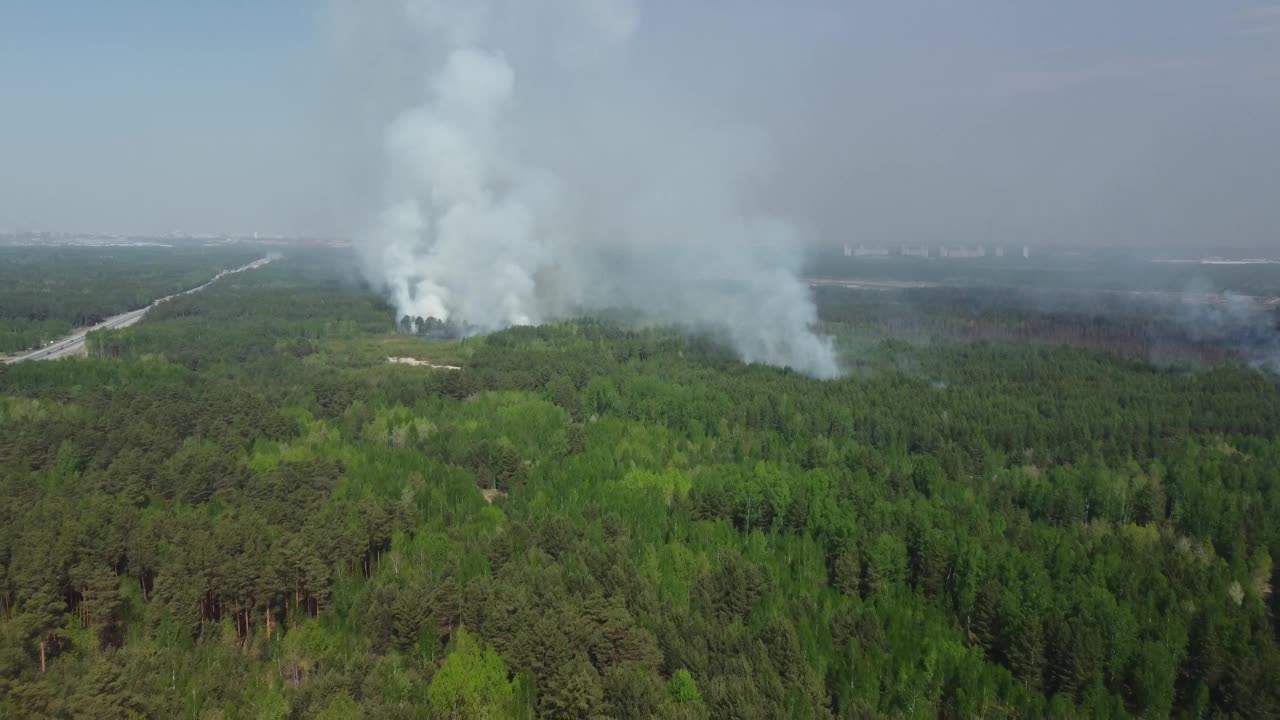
[1175,284,1280,374]
[335,0,839,378]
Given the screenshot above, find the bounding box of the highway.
[2,256,273,365]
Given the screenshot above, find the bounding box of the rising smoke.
[335,0,840,378]
[1175,286,1280,375]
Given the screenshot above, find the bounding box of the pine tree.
[541,655,606,719]
[1005,611,1045,692]
[20,586,67,674]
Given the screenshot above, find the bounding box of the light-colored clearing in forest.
[387,356,462,370]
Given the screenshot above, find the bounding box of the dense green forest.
[0,245,262,353]
[1,250,1278,718]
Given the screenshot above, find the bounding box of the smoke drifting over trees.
[336,0,839,378]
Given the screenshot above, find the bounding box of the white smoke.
[1175,284,1280,374]
[340,0,840,378]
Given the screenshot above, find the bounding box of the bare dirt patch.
[387,356,462,370]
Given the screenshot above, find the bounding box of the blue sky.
[2,1,1278,245]
[1,2,317,235]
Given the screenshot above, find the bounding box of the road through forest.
[1,256,273,364]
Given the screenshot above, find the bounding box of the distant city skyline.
[2,2,1279,247]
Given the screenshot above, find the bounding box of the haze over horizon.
[2,1,1279,249]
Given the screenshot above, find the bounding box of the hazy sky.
[2,1,1279,246]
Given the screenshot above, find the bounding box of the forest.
[815,285,1280,370]
[1,249,1278,718]
[807,252,1280,297]
[0,245,262,353]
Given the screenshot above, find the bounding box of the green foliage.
[670,668,702,704]
[316,691,360,720]
[0,245,262,352]
[0,252,1278,717]
[427,627,514,719]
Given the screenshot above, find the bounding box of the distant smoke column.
[1174,285,1280,373]
[370,46,547,330]
[352,0,841,378]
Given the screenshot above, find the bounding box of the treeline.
[87,253,392,373]
[398,315,471,339]
[809,253,1280,296]
[0,245,263,352]
[0,256,1278,717]
[817,285,1280,368]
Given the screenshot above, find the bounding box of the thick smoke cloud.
[339,0,839,378]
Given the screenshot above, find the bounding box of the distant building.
[1023,245,1031,258]
[853,244,890,257]
[900,245,929,258]
[995,247,1004,258]
[941,245,986,259]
